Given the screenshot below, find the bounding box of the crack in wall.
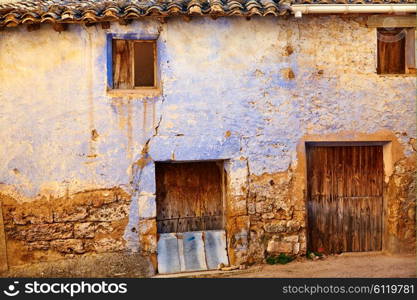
[123,93,165,253]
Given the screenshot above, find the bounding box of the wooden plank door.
[155,161,229,274]
[307,145,383,253]
[155,161,224,233]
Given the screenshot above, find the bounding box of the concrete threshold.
[338,251,385,257]
[152,266,262,278]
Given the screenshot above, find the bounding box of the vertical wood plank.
[112,39,133,89]
[376,197,383,250]
[0,201,8,272]
[352,146,360,196]
[405,28,416,73]
[344,147,352,197]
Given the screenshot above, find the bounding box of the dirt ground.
[219,252,416,278]
[2,251,415,278]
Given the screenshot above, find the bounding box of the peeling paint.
[0,15,415,272]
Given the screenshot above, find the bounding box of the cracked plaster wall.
[0,15,415,271]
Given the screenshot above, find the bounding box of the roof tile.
[0,0,414,28]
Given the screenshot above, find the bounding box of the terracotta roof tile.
[293,0,415,2]
[0,0,414,28]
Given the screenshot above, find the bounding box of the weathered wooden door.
[155,162,229,274]
[156,162,224,233]
[307,145,383,253]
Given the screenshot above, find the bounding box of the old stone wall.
[2,189,129,265]
[386,155,416,253]
[0,188,155,276]
[0,15,415,274]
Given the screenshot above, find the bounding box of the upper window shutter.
[112,39,133,89]
[377,28,406,74]
[405,28,416,74]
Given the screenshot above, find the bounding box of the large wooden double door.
[307,145,384,253]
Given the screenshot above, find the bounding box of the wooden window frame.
[377,27,416,75]
[106,33,159,96]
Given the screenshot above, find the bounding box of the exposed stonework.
[138,219,157,255]
[0,252,154,278]
[0,15,414,275]
[1,188,131,267]
[245,168,306,263]
[386,155,416,253]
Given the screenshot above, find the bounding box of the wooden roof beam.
[52,23,67,32]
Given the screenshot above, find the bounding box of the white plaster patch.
[138,194,156,219]
[123,194,139,252]
[229,166,249,196]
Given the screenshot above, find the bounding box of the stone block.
[229,165,249,196]
[90,191,120,208]
[267,240,293,254]
[88,202,130,221]
[264,220,287,233]
[229,196,247,217]
[139,219,157,235]
[273,200,290,211]
[5,201,53,225]
[293,210,305,224]
[51,239,85,254]
[234,216,250,231]
[275,208,293,220]
[28,241,50,251]
[300,242,307,253]
[8,223,73,241]
[93,238,124,253]
[283,235,299,243]
[53,206,88,222]
[74,222,96,239]
[261,212,274,219]
[95,222,113,234]
[140,234,157,254]
[255,202,264,213]
[299,231,306,242]
[227,216,250,264]
[134,163,156,195]
[293,242,300,254]
[138,195,156,219]
[287,220,301,232]
[247,203,256,215]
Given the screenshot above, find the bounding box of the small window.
[112,40,156,89]
[377,28,416,75]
